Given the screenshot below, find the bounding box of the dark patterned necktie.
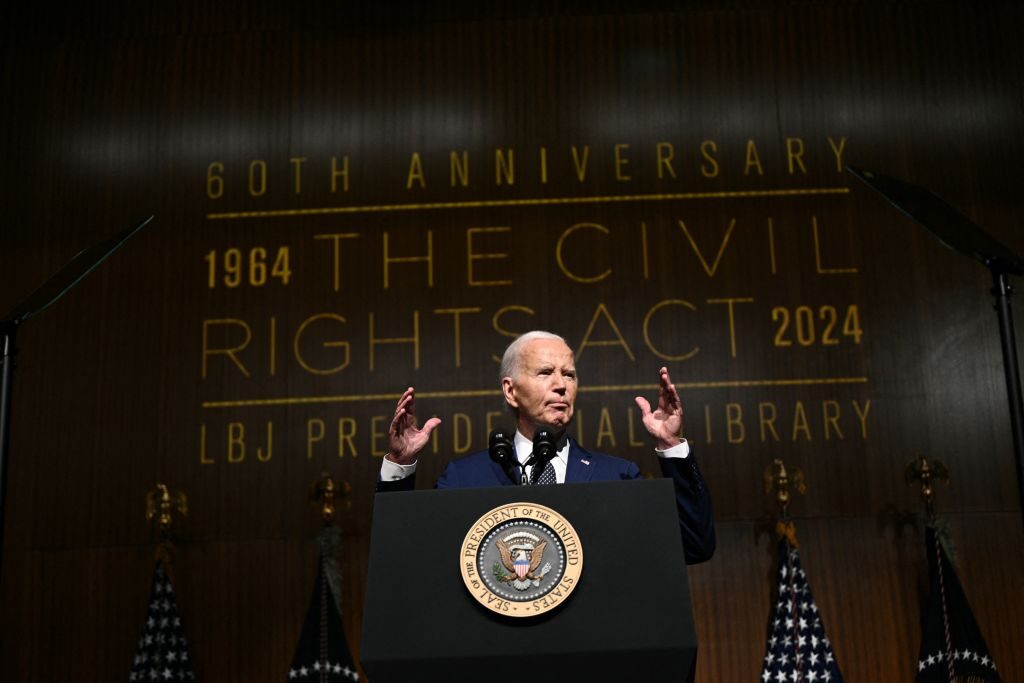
[534,459,557,485]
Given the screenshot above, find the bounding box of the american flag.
[286,552,359,682]
[915,525,1000,682]
[128,562,196,682]
[760,538,844,682]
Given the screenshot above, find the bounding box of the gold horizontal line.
[205,186,850,220]
[585,377,869,392]
[201,388,498,409]
[200,376,868,409]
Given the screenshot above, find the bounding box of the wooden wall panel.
[1,2,1022,680]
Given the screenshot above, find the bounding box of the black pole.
[0,215,153,620]
[991,271,1024,529]
[0,322,16,585]
[847,167,1024,530]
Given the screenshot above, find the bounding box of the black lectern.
[361,479,697,682]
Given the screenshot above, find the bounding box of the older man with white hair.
[377,330,715,564]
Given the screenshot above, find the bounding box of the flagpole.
[0,323,16,585]
[992,270,1024,531]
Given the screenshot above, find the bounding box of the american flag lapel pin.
[580,459,590,465]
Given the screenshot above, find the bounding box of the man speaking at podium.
[376,330,715,564]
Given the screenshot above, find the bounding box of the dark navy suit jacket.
[377,437,715,564]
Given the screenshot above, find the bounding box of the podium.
[361,479,698,682]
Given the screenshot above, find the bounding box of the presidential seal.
[459,502,583,618]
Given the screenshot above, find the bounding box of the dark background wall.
[1,2,1022,680]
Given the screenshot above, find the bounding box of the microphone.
[529,429,558,484]
[488,429,516,481]
[533,429,557,461]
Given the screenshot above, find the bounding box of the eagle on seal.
[496,538,547,583]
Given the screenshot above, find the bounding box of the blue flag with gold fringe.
[286,528,359,681]
[915,525,1000,682]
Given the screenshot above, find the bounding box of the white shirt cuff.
[655,439,690,459]
[380,458,417,481]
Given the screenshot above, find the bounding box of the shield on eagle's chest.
[514,555,530,580]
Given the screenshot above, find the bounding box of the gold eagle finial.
[905,455,949,517]
[764,458,806,547]
[763,458,805,518]
[311,473,351,525]
[145,484,187,538]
